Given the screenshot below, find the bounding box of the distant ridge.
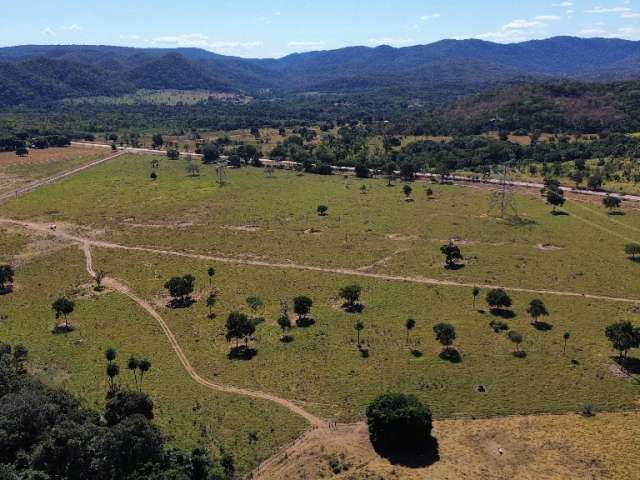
[1,37,640,106]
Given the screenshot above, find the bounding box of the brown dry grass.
[0,146,99,167]
[254,412,640,480]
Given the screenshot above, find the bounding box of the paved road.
[0,150,125,204]
[71,142,640,202]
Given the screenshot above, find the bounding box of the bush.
[439,348,462,363]
[366,393,432,451]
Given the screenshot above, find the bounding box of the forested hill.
[3,37,640,107]
[432,81,640,134]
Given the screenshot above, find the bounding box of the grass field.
[0,237,306,475]
[4,154,640,299]
[1,152,638,476]
[0,146,103,195]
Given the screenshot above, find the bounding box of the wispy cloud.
[553,2,573,7]
[503,19,544,30]
[535,15,561,21]
[420,14,441,21]
[40,27,56,37]
[151,33,263,52]
[621,12,640,18]
[60,24,82,31]
[585,6,632,14]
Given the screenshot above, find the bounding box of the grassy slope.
[0,241,306,474]
[4,155,640,299]
[93,246,640,422]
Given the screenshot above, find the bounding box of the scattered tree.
[440,241,463,269]
[246,296,264,315]
[403,184,413,200]
[405,318,416,344]
[605,321,640,361]
[354,320,365,346]
[339,285,362,311]
[602,195,621,213]
[624,243,640,260]
[207,266,216,286]
[317,205,328,216]
[546,185,565,212]
[127,356,140,389]
[526,299,549,326]
[52,297,75,330]
[508,331,524,356]
[472,286,480,309]
[0,265,15,294]
[94,270,106,291]
[277,303,292,342]
[293,296,313,325]
[563,331,571,354]
[486,289,513,312]
[201,143,220,164]
[106,362,120,393]
[225,312,256,352]
[206,292,217,319]
[138,358,151,390]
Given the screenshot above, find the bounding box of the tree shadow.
[410,349,423,358]
[513,350,527,358]
[280,335,294,343]
[627,257,640,264]
[359,345,370,358]
[439,348,462,363]
[533,321,553,331]
[51,324,76,335]
[444,263,465,271]
[342,302,365,313]
[296,317,316,328]
[504,216,537,227]
[489,320,509,332]
[227,346,257,360]
[167,297,196,309]
[0,286,14,296]
[490,308,515,319]
[608,211,625,216]
[551,211,570,216]
[616,356,640,375]
[373,435,440,468]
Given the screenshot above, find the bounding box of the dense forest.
[0,342,233,480]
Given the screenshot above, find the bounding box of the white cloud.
[420,14,441,21]
[503,19,544,30]
[535,15,561,21]
[151,33,262,52]
[476,30,534,42]
[287,41,326,49]
[553,2,573,7]
[367,37,413,46]
[621,12,640,18]
[585,6,632,14]
[60,24,82,31]
[40,27,56,36]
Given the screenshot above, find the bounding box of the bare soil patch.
[224,224,261,232]
[386,233,419,241]
[536,243,563,251]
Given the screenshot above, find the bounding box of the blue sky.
[2,0,640,57]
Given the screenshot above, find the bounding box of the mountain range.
[2,37,640,107]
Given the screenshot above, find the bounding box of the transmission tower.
[489,160,518,220]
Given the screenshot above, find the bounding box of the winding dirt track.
[80,239,323,426]
[3,218,640,305]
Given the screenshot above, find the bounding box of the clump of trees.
[225,311,257,359]
[0,342,233,480]
[624,243,640,261]
[602,195,622,214]
[164,274,196,308]
[366,393,436,460]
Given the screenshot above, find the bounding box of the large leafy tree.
[52,297,75,329]
[605,321,640,361]
[366,393,432,451]
[440,241,463,268]
[164,274,195,307]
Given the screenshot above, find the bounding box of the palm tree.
[563,331,571,354]
[206,292,217,318]
[472,286,480,308]
[127,356,139,389]
[355,320,365,346]
[106,362,119,393]
[207,267,215,287]
[138,358,151,391]
[105,347,117,364]
[405,318,416,344]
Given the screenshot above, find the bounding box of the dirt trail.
[79,240,323,426]
[3,218,640,305]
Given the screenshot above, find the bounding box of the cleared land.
[1,153,639,476]
[0,146,103,195]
